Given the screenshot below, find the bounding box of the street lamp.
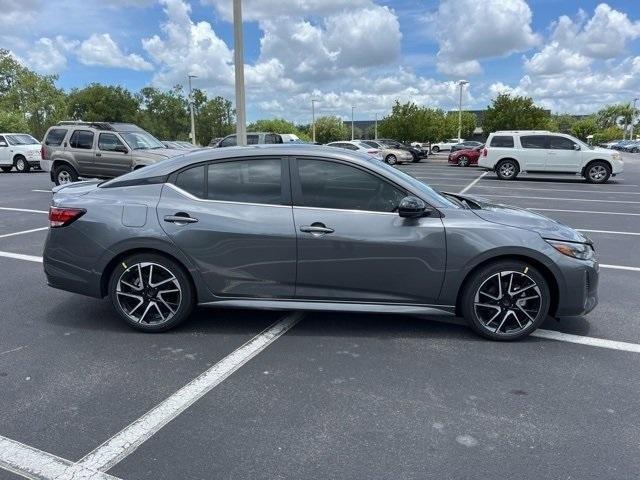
[351,106,355,140]
[631,98,639,141]
[187,74,197,146]
[457,80,469,143]
[375,112,378,140]
[311,99,318,143]
[233,0,247,146]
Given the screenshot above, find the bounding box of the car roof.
[491,130,551,134]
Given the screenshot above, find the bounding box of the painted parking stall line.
[0,251,43,263]
[458,171,488,194]
[530,208,640,216]
[77,312,303,472]
[485,194,640,205]
[0,227,48,239]
[0,206,48,214]
[578,229,640,237]
[532,329,640,354]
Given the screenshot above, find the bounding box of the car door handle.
[300,224,334,235]
[96,153,102,157]
[164,214,198,224]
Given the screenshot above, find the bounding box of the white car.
[479,130,624,184]
[0,133,42,173]
[430,138,463,153]
[361,140,414,165]
[325,141,384,161]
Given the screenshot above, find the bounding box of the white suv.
[479,131,624,184]
[0,133,42,173]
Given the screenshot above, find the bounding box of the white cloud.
[524,42,592,75]
[78,33,152,71]
[429,0,539,76]
[205,0,371,22]
[580,3,640,58]
[24,37,77,74]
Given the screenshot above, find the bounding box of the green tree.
[482,93,550,133]
[136,86,189,141]
[593,126,624,144]
[314,116,349,143]
[0,111,28,132]
[547,114,577,133]
[571,116,598,140]
[596,103,635,129]
[444,111,476,139]
[197,95,234,145]
[67,83,139,123]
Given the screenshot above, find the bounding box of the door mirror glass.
[398,196,427,218]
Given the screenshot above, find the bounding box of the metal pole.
[631,98,638,140]
[233,0,247,146]
[351,106,355,140]
[188,75,197,146]
[457,80,468,143]
[311,99,317,143]
[375,113,378,140]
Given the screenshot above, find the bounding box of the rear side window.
[219,136,237,147]
[175,165,205,198]
[45,128,68,146]
[247,135,259,145]
[549,136,576,150]
[207,159,283,205]
[489,136,514,148]
[520,135,547,149]
[69,130,94,149]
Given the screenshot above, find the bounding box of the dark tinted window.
[247,134,259,145]
[265,133,283,144]
[362,141,378,148]
[520,135,547,149]
[219,136,237,147]
[490,136,514,148]
[69,130,94,149]
[549,136,576,150]
[0,136,5,145]
[175,165,205,198]
[45,128,68,146]
[332,142,359,150]
[207,159,282,204]
[98,133,126,151]
[297,159,405,213]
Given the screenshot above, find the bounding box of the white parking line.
[0,434,120,480]
[579,229,640,236]
[77,312,303,472]
[0,251,43,262]
[0,227,48,239]
[532,329,640,354]
[0,206,48,214]
[32,189,52,193]
[601,264,640,272]
[458,172,488,194]
[531,208,640,216]
[485,194,640,205]
[462,184,640,195]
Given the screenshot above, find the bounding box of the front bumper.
[555,259,599,317]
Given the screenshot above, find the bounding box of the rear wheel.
[109,253,195,332]
[496,159,519,180]
[457,155,470,167]
[54,164,78,185]
[461,260,550,341]
[385,154,397,165]
[584,161,611,184]
[431,146,440,153]
[14,156,30,173]
[0,166,12,173]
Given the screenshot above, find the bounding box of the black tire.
[495,159,519,180]
[460,260,550,341]
[0,166,12,173]
[53,164,78,186]
[14,155,30,173]
[411,154,421,163]
[108,253,195,332]
[431,146,440,153]
[385,154,397,165]
[584,161,611,184]
[457,155,470,167]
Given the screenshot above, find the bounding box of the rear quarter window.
[489,136,514,148]
[45,128,68,146]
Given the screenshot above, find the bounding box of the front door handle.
[164,213,198,224]
[96,153,102,157]
[300,223,334,235]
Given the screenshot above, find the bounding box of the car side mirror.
[398,196,427,218]
[573,144,581,151]
[115,146,128,154]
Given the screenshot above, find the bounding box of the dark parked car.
[448,145,483,167]
[43,144,598,341]
[450,141,484,153]
[376,138,428,162]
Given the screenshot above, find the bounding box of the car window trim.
[165,183,292,209]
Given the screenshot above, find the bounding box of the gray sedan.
[43,144,598,340]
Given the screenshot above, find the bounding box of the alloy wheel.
[589,165,607,182]
[473,271,542,336]
[16,158,26,171]
[458,156,469,167]
[116,262,182,325]
[499,162,515,178]
[57,170,72,184]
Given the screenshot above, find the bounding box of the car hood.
[134,148,185,160]
[447,193,590,243]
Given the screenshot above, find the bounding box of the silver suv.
[41,122,185,185]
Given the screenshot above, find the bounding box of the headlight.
[545,239,595,260]
[611,152,621,160]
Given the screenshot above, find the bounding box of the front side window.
[45,128,68,146]
[490,136,514,148]
[69,130,94,150]
[549,136,577,150]
[520,135,548,149]
[219,136,237,147]
[98,133,126,152]
[207,159,283,204]
[296,159,405,213]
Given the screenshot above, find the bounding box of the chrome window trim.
[293,205,398,216]
[165,183,291,209]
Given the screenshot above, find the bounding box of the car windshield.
[5,134,39,145]
[120,131,165,150]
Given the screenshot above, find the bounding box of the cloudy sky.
[2,0,640,122]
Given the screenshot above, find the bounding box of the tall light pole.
[457,79,469,143]
[351,106,355,140]
[631,98,639,140]
[375,112,378,140]
[311,99,318,143]
[233,0,247,146]
[187,74,197,146]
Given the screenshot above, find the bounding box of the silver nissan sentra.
[43,144,598,340]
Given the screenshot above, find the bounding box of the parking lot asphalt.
[0,154,639,479]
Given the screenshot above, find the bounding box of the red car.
[448,145,483,167]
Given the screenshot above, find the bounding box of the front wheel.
[14,156,30,173]
[496,159,519,180]
[54,164,78,185]
[457,155,470,167]
[460,260,550,341]
[584,161,611,184]
[109,253,195,332]
[385,154,397,165]
[431,146,440,153]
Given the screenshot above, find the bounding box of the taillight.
[40,145,45,160]
[482,148,488,157]
[49,206,85,228]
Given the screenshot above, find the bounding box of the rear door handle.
[300,224,334,235]
[164,214,198,224]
